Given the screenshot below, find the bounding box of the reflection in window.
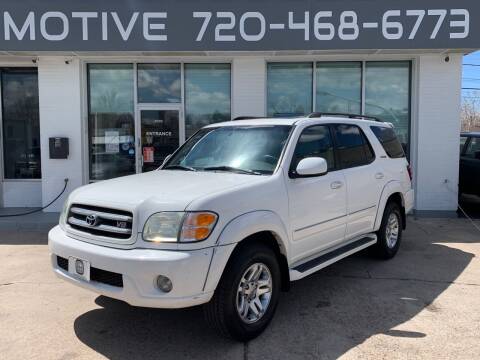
[333,124,374,169]
[185,64,231,138]
[316,62,361,114]
[267,63,312,117]
[1,68,41,179]
[365,62,411,154]
[465,138,480,159]
[137,64,181,103]
[88,64,135,181]
[291,125,335,171]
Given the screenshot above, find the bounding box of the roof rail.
[307,112,383,122]
[232,116,265,120]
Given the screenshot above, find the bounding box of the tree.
[461,91,480,132]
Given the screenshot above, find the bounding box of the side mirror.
[293,157,328,178]
[161,154,172,167]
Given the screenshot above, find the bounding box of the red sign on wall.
[143,147,154,163]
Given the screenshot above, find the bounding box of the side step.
[289,234,377,281]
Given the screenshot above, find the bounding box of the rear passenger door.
[332,124,385,240]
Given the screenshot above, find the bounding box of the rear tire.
[373,202,403,259]
[204,243,281,341]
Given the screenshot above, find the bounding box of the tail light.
[407,164,413,181]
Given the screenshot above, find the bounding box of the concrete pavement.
[0,217,479,359]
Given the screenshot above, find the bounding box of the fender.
[203,210,290,293]
[374,180,405,231]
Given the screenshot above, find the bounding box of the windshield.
[164,125,292,175]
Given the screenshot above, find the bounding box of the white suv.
[49,114,414,341]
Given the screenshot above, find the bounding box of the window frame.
[265,60,412,158]
[331,123,376,170]
[84,60,233,182]
[464,136,480,159]
[460,136,469,156]
[0,67,41,181]
[266,62,314,117]
[136,63,182,104]
[184,63,232,139]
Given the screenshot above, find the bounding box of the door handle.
[330,181,344,190]
[375,172,385,180]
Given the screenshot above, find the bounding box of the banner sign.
[0,0,478,51]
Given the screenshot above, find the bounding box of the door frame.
[135,104,185,173]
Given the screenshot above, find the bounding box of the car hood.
[69,170,265,211]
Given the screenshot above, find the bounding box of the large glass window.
[267,63,312,117]
[1,68,41,179]
[137,64,181,103]
[185,64,231,138]
[365,62,411,152]
[88,64,135,181]
[315,62,361,114]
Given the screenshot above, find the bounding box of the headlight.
[143,212,218,243]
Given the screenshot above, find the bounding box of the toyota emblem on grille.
[86,214,98,227]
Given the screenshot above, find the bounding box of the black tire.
[204,243,281,341]
[373,202,403,259]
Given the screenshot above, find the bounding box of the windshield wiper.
[164,165,197,172]
[203,166,262,175]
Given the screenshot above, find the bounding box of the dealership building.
[0,0,478,214]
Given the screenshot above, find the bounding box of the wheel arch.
[204,211,291,294]
[374,182,407,231]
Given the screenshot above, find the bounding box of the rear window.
[370,126,405,159]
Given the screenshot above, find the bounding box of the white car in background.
[49,113,414,341]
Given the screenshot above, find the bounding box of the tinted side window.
[370,126,405,158]
[291,125,335,172]
[333,124,375,169]
[465,138,480,159]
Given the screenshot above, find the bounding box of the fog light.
[156,275,173,293]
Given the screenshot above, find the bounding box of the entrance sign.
[0,0,478,51]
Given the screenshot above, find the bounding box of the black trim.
[308,112,382,122]
[293,237,374,273]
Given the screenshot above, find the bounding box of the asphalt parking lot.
[1,217,479,360]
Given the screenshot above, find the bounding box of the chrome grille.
[67,204,133,240]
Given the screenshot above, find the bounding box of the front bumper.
[48,225,215,308]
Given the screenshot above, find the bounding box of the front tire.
[373,202,403,259]
[204,243,281,341]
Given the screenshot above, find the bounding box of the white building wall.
[414,54,462,212]
[38,57,84,212]
[232,58,266,118]
[23,53,463,213]
[2,182,42,207]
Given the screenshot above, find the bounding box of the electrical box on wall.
[49,137,69,159]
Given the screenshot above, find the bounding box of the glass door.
[137,107,181,173]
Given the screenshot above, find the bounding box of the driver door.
[286,125,347,263]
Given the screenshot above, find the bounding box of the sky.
[462,51,480,102]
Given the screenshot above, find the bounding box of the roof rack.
[307,112,383,122]
[232,116,265,120]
